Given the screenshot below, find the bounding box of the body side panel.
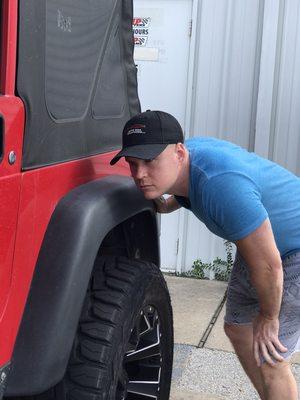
[0,95,25,366]
[0,0,18,95]
[0,153,128,367]
[5,175,157,395]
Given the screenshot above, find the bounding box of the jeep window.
[18,0,139,169]
[91,25,126,119]
[45,1,116,121]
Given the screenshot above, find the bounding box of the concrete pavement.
[165,274,300,400]
[166,275,227,346]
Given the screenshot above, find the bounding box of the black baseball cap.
[110,110,184,165]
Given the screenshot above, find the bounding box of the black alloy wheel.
[117,304,163,399]
[47,256,174,400]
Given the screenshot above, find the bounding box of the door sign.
[133,17,151,46]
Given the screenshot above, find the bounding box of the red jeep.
[0,1,173,399]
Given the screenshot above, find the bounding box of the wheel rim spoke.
[127,380,160,398]
[125,342,161,363]
[140,313,152,336]
[117,305,163,400]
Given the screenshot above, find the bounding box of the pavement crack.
[197,288,227,348]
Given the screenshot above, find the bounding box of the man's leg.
[260,359,298,400]
[224,322,265,399]
[224,322,298,400]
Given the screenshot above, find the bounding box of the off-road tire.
[44,256,173,400]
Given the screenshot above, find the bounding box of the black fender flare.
[6,175,159,395]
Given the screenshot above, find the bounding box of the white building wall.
[179,0,261,270]
[189,0,261,148]
[133,0,300,272]
[270,0,300,175]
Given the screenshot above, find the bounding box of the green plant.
[178,240,234,281]
[211,257,231,281]
[188,259,210,279]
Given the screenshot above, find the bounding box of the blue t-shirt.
[175,137,300,258]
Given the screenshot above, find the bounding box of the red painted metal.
[0,95,25,365]
[0,96,25,177]
[0,0,18,95]
[0,0,26,335]
[0,0,132,369]
[0,152,129,366]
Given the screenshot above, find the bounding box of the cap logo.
[127,124,146,135]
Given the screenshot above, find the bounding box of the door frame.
[176,0,200,273]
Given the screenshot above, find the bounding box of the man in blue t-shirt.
[111,110,300,400]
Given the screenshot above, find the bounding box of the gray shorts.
[225,251,300,360]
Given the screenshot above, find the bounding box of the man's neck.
[169,149,190,197]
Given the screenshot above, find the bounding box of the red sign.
[132,17,151,28]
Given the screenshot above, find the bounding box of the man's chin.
[142,192,157,200]
[139,189,158,200]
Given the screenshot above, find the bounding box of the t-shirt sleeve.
[202,172,268,241]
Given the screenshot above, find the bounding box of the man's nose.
[135,164,147,180]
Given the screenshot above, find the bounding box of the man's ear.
[175,142,186,162]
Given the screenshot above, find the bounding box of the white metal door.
[133,0,193,270]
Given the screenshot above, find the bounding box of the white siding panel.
[271,0,300,175]
[180,0,261,271]
[254,0,282,159]
[183,219,227,271]
[191,0,261,148]
[154,0,300,272]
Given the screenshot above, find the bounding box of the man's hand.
[153,196,169,213]
[153,195,181,214]
[235,219,285,367]
[253,313,287,366]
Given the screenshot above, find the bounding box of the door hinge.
[189,19,193,37]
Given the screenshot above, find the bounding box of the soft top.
[17,0,140,170]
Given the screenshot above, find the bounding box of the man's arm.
[153,195,181,213]
[235,218,287,366]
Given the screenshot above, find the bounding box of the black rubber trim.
[5,175,158,396]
